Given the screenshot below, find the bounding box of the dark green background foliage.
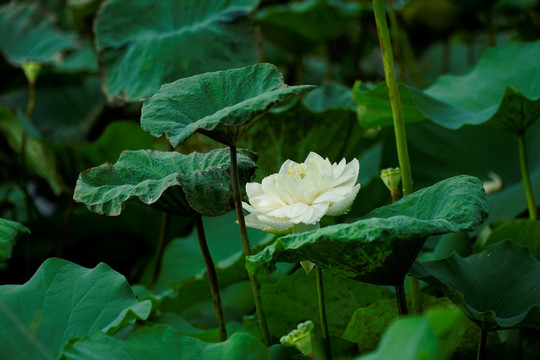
[1,0,539,359]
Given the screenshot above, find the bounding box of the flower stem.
[195,215,228,342]
[316,265,332,360]
[373,0,421,314]
[518,133,537,220]
[394,284,408,316]
[229,145,272,346]
[477,327,488,360]
[151,212,170,288]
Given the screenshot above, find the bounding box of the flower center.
[287,163,307,179]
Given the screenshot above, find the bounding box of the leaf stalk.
[518,133,537,220]
[195,215,228,341]
[229,145,272,346]
[372,0,420,314]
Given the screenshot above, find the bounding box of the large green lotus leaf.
[243,268,386,339]
[256,0,362,54]
[357,307,464,360]
[0,1,76,66]
[353,41,540,133]
[0,258,147,360]
[0,106,67,195]
[0,77,105,144]
[240,82,376,181]
[60,326,270,360]
[411,241,540,330]
[94,0,261,102]
[485,219,540,260]
[74,148,257,217]
[247,175,488,286]
[141,63,315,147]
[0,218,29,262]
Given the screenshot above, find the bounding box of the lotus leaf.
[247,175,488,285]
[0,258,148,360]
[411,241,540,330]
[141,63,315,147]
[94,0,261,101]
[74,148,257,217]
[353,41,540,133]
[0,1,76,66]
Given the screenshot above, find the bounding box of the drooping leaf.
[60,326,270,360]
[0,258,146,360]
[0,1,77,66]
[356,308,465,360]
[141,63,315,147]
[94,0,261,101]
[256,0,362,54]
[247,175,488,286]
[0,218,29,262]
[485,219,540,259]
[353,41,540,133]
[74,148,258,217]
[411,241,540,330]
[244,268,386,339]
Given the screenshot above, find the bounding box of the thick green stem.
[518,133,537,220]
[195,215,228,342]
[151,212,170,288]
[373,0,420,314]
[394,284,408,316]
[477,327,488,360]
[229,145,272,346]
[316,265,332,360]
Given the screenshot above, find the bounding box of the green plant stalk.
[195,215,228,342]
[518,133,537,220]
[151,212,170,288]
[477,327,488,360]
[229,145,272,346]
[316,265,332,360]
[372,0,421,314]
[394,284,408,316]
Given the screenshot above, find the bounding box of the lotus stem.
[477,327,488,360]
[518,133,537,220]
[316,265,332,360]
[56,199,75,257]
[373,0,421,314]
[195,215,228,342]
[394,284,408,316]
[151,212,170,288]
[229,145,272,346]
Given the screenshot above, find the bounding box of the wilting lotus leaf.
[0,1,76,66]
[141,63,315,147]
[74,148,257,217]
[0,218,30,261]
[247,175,488,285]
[411,241,540,330]
[0,258,148,360]
[94,0,261,101]
[353,41,540,133]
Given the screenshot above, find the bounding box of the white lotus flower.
[242,152,361,234]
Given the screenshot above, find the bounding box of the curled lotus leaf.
[247,175,488,286]
[411,241,540,331]
[353,41,540,133]
[140,63,315,147]
[74,147,257,217]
